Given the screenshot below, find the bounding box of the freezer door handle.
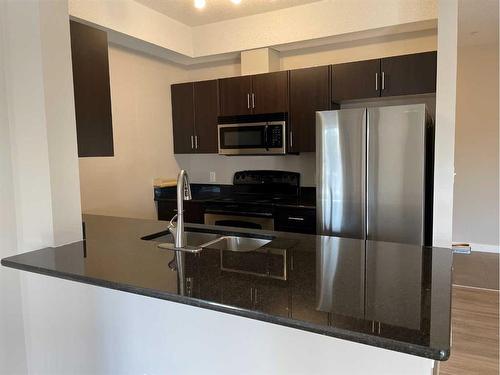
[363,109,368,240]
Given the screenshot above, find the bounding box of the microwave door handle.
[264,125,269,150]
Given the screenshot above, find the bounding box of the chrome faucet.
[167,170,193,251]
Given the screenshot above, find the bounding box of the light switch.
[209,172,216,183]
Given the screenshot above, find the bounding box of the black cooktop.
[208,170,302,207]
[212,194,300,205]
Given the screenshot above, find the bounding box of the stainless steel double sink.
[143,230,273,253]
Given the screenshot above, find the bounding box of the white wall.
[176,153,316,186]
[79,44,188,219]
[0,3,28,373]
[452,41,499,249]
[432,0,458,248]
[0,0,83,372]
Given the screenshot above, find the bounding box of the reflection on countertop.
[1,214,452,360]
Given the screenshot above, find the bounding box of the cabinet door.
[380,51,437,97]
[157,200,177,221]
[171,83,195,153]
[275,206,317,234]
[289,66,330,152]
[70,21,114,157]
[156,200,204,223]
[219,76,252,116]
[251,71,289,115]
[193,80,218,153]
[184,201,205,224]
[331,59,381,102]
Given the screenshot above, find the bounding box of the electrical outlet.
[209,171,216,183]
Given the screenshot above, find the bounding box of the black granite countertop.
[154,184,316,209]
[1,215,452,360]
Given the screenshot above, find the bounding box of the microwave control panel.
[268,124,283,147]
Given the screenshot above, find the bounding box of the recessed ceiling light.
[231,0,242,4]
[194,0,206,9]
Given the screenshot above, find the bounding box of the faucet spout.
[175,170,192,249]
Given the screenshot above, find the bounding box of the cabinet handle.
[254,288,258,304]
[251,93,255,109]
[375,72,378,91]
[195,135,198,149]
[190,135,194,149]
[381,71,385,90]
[288,216,305,221]
[290,131,293,148]
[247,93,250,109]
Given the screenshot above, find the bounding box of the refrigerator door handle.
[363,109,368,240]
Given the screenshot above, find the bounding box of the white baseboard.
[469,243,499,253]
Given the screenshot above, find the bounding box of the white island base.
[18,272,438,375]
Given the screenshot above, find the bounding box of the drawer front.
[157,200,177,221]
[157,200,205,224]
[275,207,316,234]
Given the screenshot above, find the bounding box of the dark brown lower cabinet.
[156,200,205,223]
[275,206,316,234]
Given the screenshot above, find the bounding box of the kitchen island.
[1,215,452,374]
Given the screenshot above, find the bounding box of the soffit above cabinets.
[69,0,437,64]
[134,0,321,26]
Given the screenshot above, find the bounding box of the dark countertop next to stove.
[1,215,452,361]
[153,184,317,209]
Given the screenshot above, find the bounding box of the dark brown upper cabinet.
[289,66,331,153]
[331,52,437,103]
[331,59,381,103]
[219,71,288,116]
[70,21,114,157]
[380,51,437,97]
[219,76,252,116]
[171,82,195,154]
[193,80,219,153]
[251,71,288,115]
[171,79,218,154]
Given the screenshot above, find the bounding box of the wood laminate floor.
[453,252,499,290]
[439,251,499,375]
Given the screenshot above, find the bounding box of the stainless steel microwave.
[218,121,286,155]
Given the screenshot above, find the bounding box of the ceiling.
[458,0,499,46]
[134,0,322,26]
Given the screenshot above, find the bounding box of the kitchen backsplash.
[175,153,316,186]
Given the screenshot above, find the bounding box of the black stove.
[204,171,301,229]
[209,171,300,206]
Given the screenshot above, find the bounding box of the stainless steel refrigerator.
[316,104,434,246]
